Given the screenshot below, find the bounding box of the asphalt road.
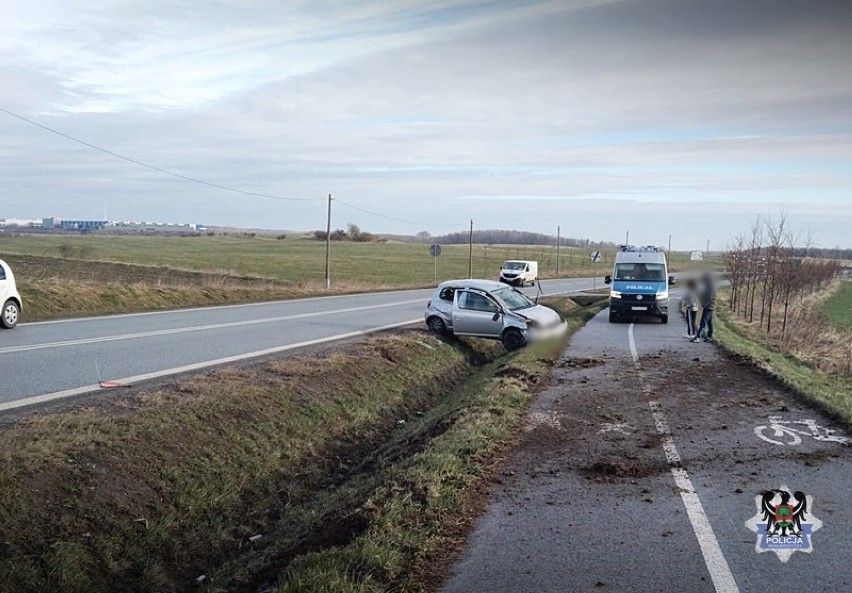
[443,296,852,593]
[0,277,601,411]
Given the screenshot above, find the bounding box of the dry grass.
[725,281,852,376]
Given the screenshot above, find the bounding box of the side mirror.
[604,275,612,285]
[668,276,676,286]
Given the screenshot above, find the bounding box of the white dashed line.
[628,323,740,593]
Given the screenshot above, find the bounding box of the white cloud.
[1,0,851,248]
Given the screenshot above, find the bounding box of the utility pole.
[324,194,332,289]
[625,230,629,246]
[468,219,474,278]
[706,239,710,257]
[668,234,672,253]
[556,225,561,277]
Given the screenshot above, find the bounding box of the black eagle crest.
[760,489,807,536]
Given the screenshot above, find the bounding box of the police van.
[604,246,675,323]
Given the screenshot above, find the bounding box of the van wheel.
[660,315,668,324]
[1,300,19,329]
[427,316,448,335]
[609,312,618,323]
[501,329,526,351]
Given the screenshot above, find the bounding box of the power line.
[334,198,465,228]
[0,106,320,202]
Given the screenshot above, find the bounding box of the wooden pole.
[324,194,332,289]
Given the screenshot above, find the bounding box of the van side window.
[439,287,455,301]
[458,292,497,312]
[0,265,5,281]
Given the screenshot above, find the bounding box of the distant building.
[41,217,106,231]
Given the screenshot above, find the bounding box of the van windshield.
[492,287,534,310]
[503,261,526,271]
[614,263,666,282]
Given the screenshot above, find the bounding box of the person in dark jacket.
[683,278,699,338]
[690,273,717,343]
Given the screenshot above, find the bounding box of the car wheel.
[660,315,668,324]
[501,329,526,351]
[609,311,618,323]
[427,316,448,335]
[1,300,19,329]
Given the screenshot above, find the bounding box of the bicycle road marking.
[628,323,740,593]
[753,415,851,446]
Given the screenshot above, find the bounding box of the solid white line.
[0,318,422,412]
[628,323,740,593]
[1,299,424,354]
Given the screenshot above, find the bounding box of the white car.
[0,259,22,329]
[424,279,566,350]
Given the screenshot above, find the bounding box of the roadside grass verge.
[715,305,852,427]
[275,297,603,593]
[822,279,852,330]
[0,296,604,593]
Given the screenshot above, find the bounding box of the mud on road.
[444,310,852,593]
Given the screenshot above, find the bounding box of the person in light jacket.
[682,278,699,339]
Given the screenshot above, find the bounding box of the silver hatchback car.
[424,279,566,350]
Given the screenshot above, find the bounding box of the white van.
[0,259,22,329]
[499,260,538,287]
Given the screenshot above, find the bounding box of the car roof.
[436,279,506,292]
[614,252,666,264]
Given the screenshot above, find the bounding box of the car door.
[0,263,8,302]
[452,290,504,337]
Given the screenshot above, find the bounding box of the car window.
[439,287,455,301]
[614,263,665,281]
[0,265,5,281]
[492,288,534,310]
[458,291,498,312]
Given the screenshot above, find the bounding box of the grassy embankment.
[1,234,694,320]
[0,296,605,593]
[822,279,852,330]
[715,282,852,426]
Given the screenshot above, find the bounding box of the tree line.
[726,214,842,339]
[420,229,616,248]
[312,224,380,242]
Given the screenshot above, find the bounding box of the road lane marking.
[629,323,740,593]
[0,318,422,412]
[0,299,424,354]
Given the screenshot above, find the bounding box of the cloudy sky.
[1,0,851,249]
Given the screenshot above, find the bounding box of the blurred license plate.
[631,306,647,311]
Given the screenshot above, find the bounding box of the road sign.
[590,250,602,263]
[429,244,442,257]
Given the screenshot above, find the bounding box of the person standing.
[682,279,699,339]
[691,273,717,343]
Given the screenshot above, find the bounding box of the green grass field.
[0,234,694,286]
[823,280,852,330]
